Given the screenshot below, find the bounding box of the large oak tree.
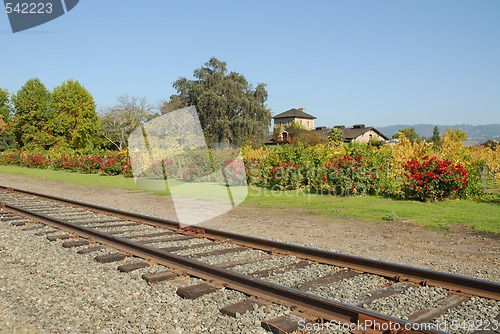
[161,58,271,146]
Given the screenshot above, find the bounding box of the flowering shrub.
[320,155,380,195]
[0,151,20,165]
[243,157,263,185]
[0,138,490,201]
[239,142,485,200]
[183,153,214,181]
[266,161,303,190]
[51,154,80,172]
[19,152,50,169]
[78,155,102,174]
[131,148,248,185]
[222,159,247,186]
[402,156,468,201]
[0,150,132,177]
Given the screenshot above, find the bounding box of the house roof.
[313,128,329,141]
[273,108,317,120]
[313,125,390,142]
[342,126,390,141]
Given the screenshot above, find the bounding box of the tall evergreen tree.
[0,88,9,133]
[11,78,55,149]
[161,58,271,146]
[430,125,442,147]
[0,88,13,150]
[52,80,98,150]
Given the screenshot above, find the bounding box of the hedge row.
[0,136,489,202]
[0,150,132,177]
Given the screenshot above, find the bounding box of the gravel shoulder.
[1,174,498,282]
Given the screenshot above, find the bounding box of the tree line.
[0,58,272,152]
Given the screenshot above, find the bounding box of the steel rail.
[1,185,499,302]
[2,200,446,334]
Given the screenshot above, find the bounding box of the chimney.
[353,124,365,129]
[298,107,305,112]
[334,125,345,129]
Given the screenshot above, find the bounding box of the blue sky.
[1,0,499,127]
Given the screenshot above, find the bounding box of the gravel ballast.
[0,220,290,333]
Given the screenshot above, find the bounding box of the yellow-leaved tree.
[0,115,6,133]
[391,132,433,179]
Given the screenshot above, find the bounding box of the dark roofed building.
[269,107,389,145]
[339,124,389,143]
[314,126,330,141]
[273,107,316,130]
[273,108,317,120]
[313,124,389,143]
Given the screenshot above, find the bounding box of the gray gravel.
[143,238,208,249]
[310,274,389,304]
[232,255,299,275]
[199,249,266,266]
[265,263,335,288]
[0,219,295,333]
[175,242,233,256]
[431,297,500,334]
[366,286,450,320]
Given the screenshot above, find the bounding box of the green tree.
[0,88,10,132]
[11,78,55,149]
[430,125,442,147]
[284,121,307,137]
[0,88,15,150]
[52,80,99,150]
[327,127,344,146]
[161,57,271,146]
[444,128,468,142]
[393,128,422,144]
[272,126,282,143]
[293,131,324,146]
[0,114,5,133]
[283,122,323,146]
[100,95,155,150]
[368,137,385,148]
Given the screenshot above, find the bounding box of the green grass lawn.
[0,165,171,195]
[243,187,500,233]
[1,165,499,233]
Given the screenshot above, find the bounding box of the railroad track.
[0,186,498,334]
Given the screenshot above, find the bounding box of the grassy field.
[0,165,170,195]
[1,165,499,233]
[243,187,500,233]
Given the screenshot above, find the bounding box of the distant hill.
[377,124,500,145]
